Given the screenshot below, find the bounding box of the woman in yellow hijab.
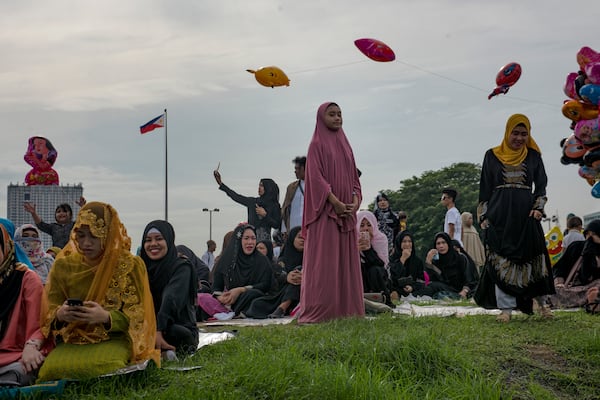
[474,114,555,323]
[37,202,160,381]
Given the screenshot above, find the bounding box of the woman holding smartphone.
[38,202,159,381]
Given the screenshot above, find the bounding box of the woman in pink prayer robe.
[298,102,364,323]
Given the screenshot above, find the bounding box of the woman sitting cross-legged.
[211,224,273,317]
[37,202,159,382]
[550,220,600,309]
[140,221,199,359]
[424,232,479,300]
[388,231,433,298]
[246,226,304,319]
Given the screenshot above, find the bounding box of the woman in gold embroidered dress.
[37,202,159,381]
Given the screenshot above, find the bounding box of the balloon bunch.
[560,46,600,197]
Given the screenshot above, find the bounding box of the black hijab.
[258,178,280,206]
[213,224,272,291]
[433,232,459,266]
[257,239,275,262]
[140,220,196,311]
[581,220,600,282]
[431,232,471,291]
[278,226,304,271]
[391,230,425,280]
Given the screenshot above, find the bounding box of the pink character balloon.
[24,136,59,185]
[577,46,600,71]
[574,118,600,147]
[564,72,579,99]
[585,62,600,84]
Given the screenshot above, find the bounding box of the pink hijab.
[356,210,389,266]
[303,102,362,234]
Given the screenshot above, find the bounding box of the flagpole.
[164,108,168,221]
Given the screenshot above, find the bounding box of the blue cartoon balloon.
[579,84,600,105]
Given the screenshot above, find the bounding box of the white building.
[6,183,84,250]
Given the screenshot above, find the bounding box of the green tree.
[373,162,482,258]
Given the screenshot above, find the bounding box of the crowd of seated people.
[6,164,594,390]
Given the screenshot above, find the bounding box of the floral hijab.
[14,224,50,266]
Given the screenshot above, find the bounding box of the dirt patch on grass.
[525,344,569,373]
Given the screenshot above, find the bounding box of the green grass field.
[54,309,600,400]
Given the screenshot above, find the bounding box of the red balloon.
[488,62,521,99]
[496,62,521,86]
[354,38,395,62]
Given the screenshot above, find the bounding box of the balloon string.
[394,59,557,109]
[289,57,556,109]
[291,60,369,74]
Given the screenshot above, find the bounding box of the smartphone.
[67,298,83,306]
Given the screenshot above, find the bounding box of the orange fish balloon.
[246,66,290,88]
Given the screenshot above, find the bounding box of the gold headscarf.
[42,202,160,366]
[492,114,542,166]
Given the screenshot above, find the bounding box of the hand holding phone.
[67,298,83,307]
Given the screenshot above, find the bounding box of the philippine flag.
[140,114,165,134]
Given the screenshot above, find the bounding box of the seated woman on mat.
[356,211,393,307]
[0,224,53,387]
[388,230,433,298]
[210,224,273,317]
[550,220,600,309]
[140,221,199,358]
[424,232,478,300]
[246,226,304,319]
[38,202,159,381]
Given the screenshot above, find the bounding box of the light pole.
[202,208,220,240]
[542,214,558,231]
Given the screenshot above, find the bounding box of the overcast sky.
[1,0,599,255]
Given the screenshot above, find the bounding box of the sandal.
[538,305,554,319]
[496,312,511,323]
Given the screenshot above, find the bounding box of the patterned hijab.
[42,202,159,364]
[0,224,25,341]
[0,218,34,270]
[14,224,48,266]
[492,114,541,166]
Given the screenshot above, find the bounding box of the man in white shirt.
[562,215,585,250]
[200,239,217,271]
[281,156,306,239]
[441,188,463,246]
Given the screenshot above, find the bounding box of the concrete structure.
[6,183,84,250]
[584,211,600,227]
